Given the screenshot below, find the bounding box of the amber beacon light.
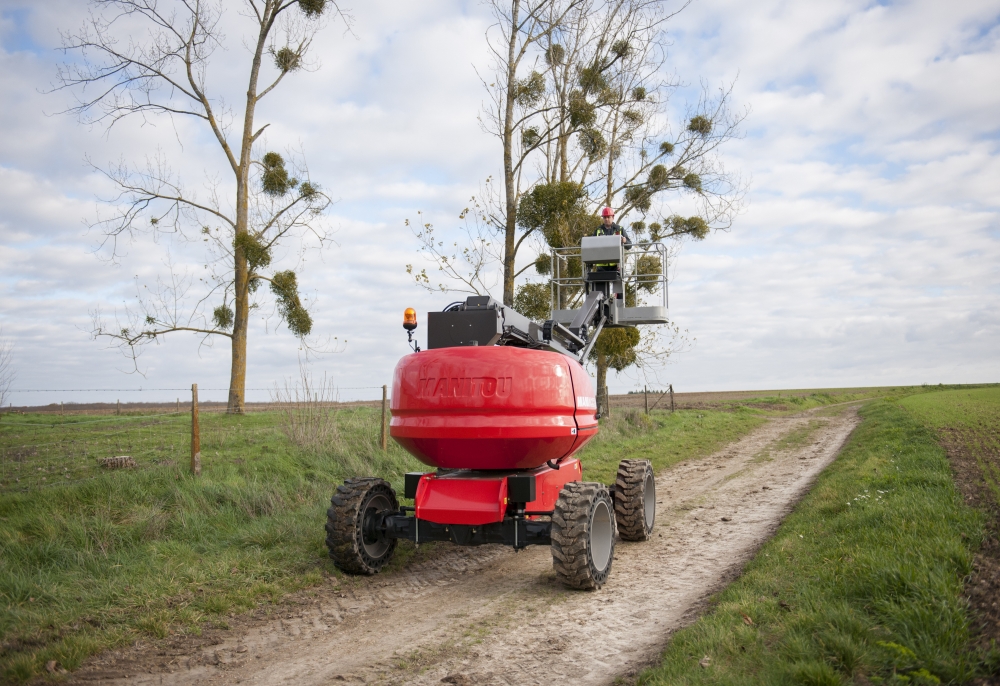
[403,307,420,352]
[403,307,418,331]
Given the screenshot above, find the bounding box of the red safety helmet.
[601,207,614,218]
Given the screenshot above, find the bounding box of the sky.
[0,0,998,407]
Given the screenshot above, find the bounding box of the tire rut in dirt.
[325,477,398,575]
[615,459,655,541]
[551,481,616,590]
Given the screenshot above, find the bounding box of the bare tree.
[410,1,744,404]
[54,0,350,413]
[405,195,502,297]
[478,0,591,306]
[0,328,14,411]
[406,0,588,304]
[524,1,745,403]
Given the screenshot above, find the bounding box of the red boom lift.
[325,236,669,589]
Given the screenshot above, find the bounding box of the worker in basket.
[591,206,632,299]
[593,206,632,263]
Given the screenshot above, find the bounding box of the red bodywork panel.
[414,459,583,525]
[390,347,598,470]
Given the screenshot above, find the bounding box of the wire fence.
[3,385,389,415]
[0,382,395,494]
[0,382,677,495]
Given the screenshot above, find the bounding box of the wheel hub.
[590,499,613,573]
[361,493,393,560]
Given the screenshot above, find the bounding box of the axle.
[376,509,552,550]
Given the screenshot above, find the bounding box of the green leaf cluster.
[270,270,312,337]
[261,152,298,197]
[578,65,608,94]
[634,254,662,292]
[568,90,596,128]
[522,126,541,149]
[533,253,552,276]
[624,164,679,213]
[610,39,632,59]
[273,47,301,73]
[212,304,234,331]
[234,232,272,272]
[577,127,607,159]
[544,44,565,66]
[688,114,713,136]
[514,71,546,107]
[517,181,596,249]
[664,215,709,240]
[589,327,640,371]
[298,0,327,17]
[298,181,319,199]
[512,282,551,321]
[683,172,702,191]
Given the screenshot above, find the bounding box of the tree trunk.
[227,2,273,414]
[503,198,517,305]
[501,0,521,307]
[597,349,608,418]
[593,111,622,413]
[228,250,249,414]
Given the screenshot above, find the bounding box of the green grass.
[0,386,968,682]
[0,398,765,681]
[0,407,425,681]
[578,406,767,486]
[901,387,1000,510]
[717,385,963,414]
[0,400,773,682]
[637,395,998,686]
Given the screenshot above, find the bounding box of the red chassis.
[412,458,582,526]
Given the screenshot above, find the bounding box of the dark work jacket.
[594,222,633,250]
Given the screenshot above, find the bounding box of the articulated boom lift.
[325,237,669,589]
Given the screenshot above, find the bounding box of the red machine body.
[390,346,598,471]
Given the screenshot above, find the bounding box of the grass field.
[0,395,782,682]
[0,385,976,682]
[638,388,1000,686]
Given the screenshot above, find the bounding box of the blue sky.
[0,0,998,406]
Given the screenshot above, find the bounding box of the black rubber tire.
[551,481,617,590]
[614,459,655,541]
[325,477,398,575]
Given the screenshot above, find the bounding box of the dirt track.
[74,404,860,686]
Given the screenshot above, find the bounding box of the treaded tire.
[614,459,655,541]
[325,477,398,575]
[551,481,616,590]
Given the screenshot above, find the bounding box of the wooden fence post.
[644,386,648,414]
[191,384,202,476]
[176,398,180,413]
[117,399,120,416]
[670,383,675,413]
[380,384,388,451]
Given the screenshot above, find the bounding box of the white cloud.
[0,0,997,406]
